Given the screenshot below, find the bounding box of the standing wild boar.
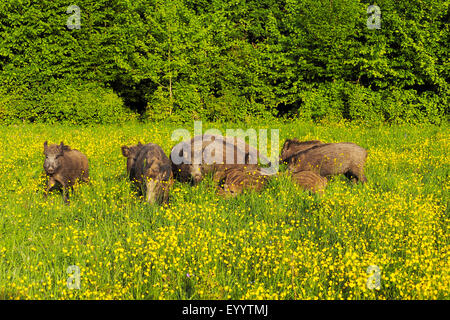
[285,142,368,183]
[217,167,268,197]
[290,171,328,194]
[280,139,323,163]
[43,141,89,203]
[121,142,173,204]
[170,134,271,184]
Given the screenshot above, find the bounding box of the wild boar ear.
[138,142,143,147]
[121,146,130,157]
[44,141,48,153]
[59,142,65,153]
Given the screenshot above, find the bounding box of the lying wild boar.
[285,142,368,183]
[280,139,323,163]
[217,167,268,197]
[290,171,328,194]
[170,134,271,184]
[43,141,89,203]
[121,142,173,204]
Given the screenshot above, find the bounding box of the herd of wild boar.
[43,135,368,204]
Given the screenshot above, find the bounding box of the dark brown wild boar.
[280,139,323,163]
[290,171,328,194]
[170,134,270,185]
[285,142,368,183]
[217,167,268,197]
[43,141,89,203]
[121,142,173,204]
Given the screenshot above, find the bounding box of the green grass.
[0,120,448,299]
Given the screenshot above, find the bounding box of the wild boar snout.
[190,165,203,184]
[44,155,61,174]
[126,157,135,176]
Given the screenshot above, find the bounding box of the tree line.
[0,0,448,124]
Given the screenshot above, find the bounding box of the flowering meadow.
[0,121,448,300]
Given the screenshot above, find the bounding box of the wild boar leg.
[45,177,57,198]
[62,184,71,204]
[81,170,89,183]
[161,180,171,203]
[54,177,70,204]
[145,178,157,204]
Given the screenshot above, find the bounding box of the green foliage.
[345,83,383,123]
[0,0,448,124]
[0,81,136,125]
[380,88,447,124]
[296,81,447,124]
[297,82,347,122]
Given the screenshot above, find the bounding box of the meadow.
[0,120,448,300]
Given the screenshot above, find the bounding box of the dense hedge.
[0,0,448,124]
[0,80,136,124]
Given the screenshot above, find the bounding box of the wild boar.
[170,134,271,184]
[290,171,328,194]
[217,167,268,197]
[285,142,368,183]
[121,142,173,204]
[280,139,323,163]
[43,141,89,203]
